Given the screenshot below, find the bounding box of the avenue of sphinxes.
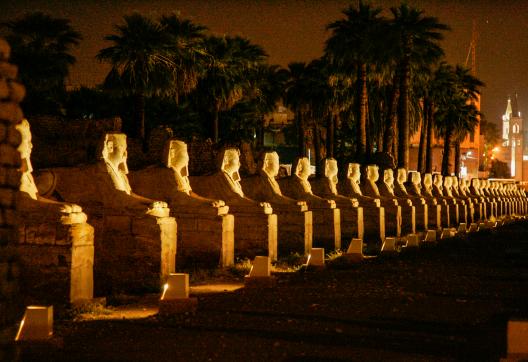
[45,133,177,295]
[240,151,313,256]
[278,157,341,251]
[189,148,278,260]
[129,139,235,268]
[310,158,364,248]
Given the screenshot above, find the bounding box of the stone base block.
[381,237,397,254]
[233,213,277,260]
[158,297,198,317]
[175,213,234,268]
[424,230,437,242]
[275,210,312,256]
[312,208,341,251]
[244,275,277,288]
[406,234,420,248]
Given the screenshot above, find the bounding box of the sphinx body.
[360,165,402,237]
[241,151,313,255]
[393,168,428,232]
[449,176,475,223]
[48,133,177,295]
[130,139,235,268]
[443,176,470,225]
[278,157,341,251]
[468,178,491,220]
[310,158,365,248]
[190,148,278,259]
[15,119,94,304]
[405,171,442,231]
[376,168,416,235]
[336,163,386,246]
[421,173,452,228]
[431,174,461,226]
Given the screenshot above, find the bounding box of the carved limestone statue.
[278,157,341,250]
[310,158,365,245]
[50,132,177,295]
[376,168,415,235]
[15,119,94,304]
[360,164,402,237]
[404,171,441,231]
[190,148,277,259]
[393,168,428,231]
[129,139,235,267]
[240,151,313,255]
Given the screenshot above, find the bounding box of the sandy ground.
[5,220,528,361]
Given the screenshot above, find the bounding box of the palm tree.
[3,11,81,115]
[390,4,449,169]
[98,13,207,143]
[196,35,267,143]
[283,62,310,157]
[325,1,385,163]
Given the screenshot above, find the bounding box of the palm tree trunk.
[134,92,146,142]
[297,111,306,157]
[257,117,265,149]
[333,113,340,160]
[356,63,368,162]
[417,98,428,173]
[454,140,461,177]
[425,103,434,173]
[397,59,410,169]
[313,122,322,177]
[213,108,219,143]
[326,114,334,158]
[383,78,399,158]
[441,126,453,176]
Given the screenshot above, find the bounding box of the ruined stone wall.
[0,38,23,328]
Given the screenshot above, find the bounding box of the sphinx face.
[105,134,127,167]
[263,152,280,177]
[348,163,361,182]
[367,165,379,182]
[411,171,421,185]
[471,178,479,188]
[383,169,394,185]
[17,120,32,161]
[168,140,189,170]
[444,176,452,188]
[423,173,432,187]
[397,168,406,184]
[433,174,443,187]
[222,149,240,175]
[452,176,459,187]
[296,157,311,180]
[325,159,338,179]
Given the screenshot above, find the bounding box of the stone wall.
[0,38,23,329]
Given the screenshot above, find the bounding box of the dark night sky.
[3,0,528,126]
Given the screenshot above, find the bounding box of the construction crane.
[465,20,478,76]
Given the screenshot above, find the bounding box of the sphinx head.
[396,168,407,184]
[410,171,421,185]
[423,173,433,188]
[219,148,241,175]
[293,157,311,180]
[383,168,394,185]
[444,176,453,188]
[366,165,379,182]
[164,139,189,174]
[471,178,480,188]
[433,174,443,188]
[102,133,128,171]
[323,158,338,184]
[16,119,32,162]
[452,176,459,188]
[347,163,361,182]
[261,151,280,177]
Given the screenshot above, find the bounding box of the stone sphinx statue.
[421,173,451,228]
[404,171,442,231]
[129,139,235,268]
[15,119,94,304]
[450,176,475,223]
[190,148,277,259]
[376,168,415,235]
[310,158,365,246]
[50,132,177,295]
[360,164,402,237]
[468,178,489,220]
[241,151,313,255]
[393,168,428,231]
[443,176,469,225]
[431,174,459,226]
[278,157,341,250]
[336,162,387,244]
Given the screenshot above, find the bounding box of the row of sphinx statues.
[14,119,528,306]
